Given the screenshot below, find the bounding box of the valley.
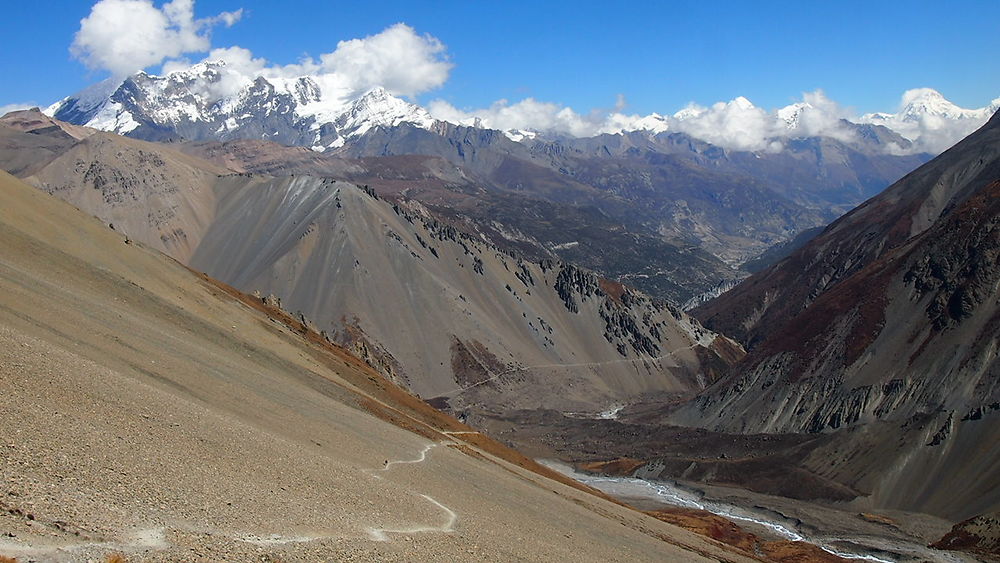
[2,18,999,560]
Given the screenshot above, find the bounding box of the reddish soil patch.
[577,457,647,476]
[697,339,745,384]
[931,512,1000,558]
[446,443,488,461]
[450,336,506,387]
[646,507,759,552]
[183,269,637,506]
[858,512,897,527]
[760,541,847,563]
[598,277,626,304]
[184,267,848,561]
[356,397,444,442]
[647,508,848,562]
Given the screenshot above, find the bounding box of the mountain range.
[46,61,999,156]
[41,63,950,305]
[469,109,1000,560]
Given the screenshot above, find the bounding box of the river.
[540,461,975,563]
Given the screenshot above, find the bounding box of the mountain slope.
[21,130,226,262]
[180,131,745,302]
[0,111,739,420]
[188,177,733,413]
[675,111,1000,520]
[696,109,1000,348]
[547,126,930,215]
[0,169,758,562]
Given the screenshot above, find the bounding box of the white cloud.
[793,90,856,142]
[428,91,848,151]
[156,22,452,104]
[165,45,267,101]
[71,0,242,77]
[429,88,998,154]
[664,90,857,151]
[317,23,451,98]
[429,96,676,139]
[66,1,995,155]
[429,98,603,137]
[71,0,451,107]
[669,97,784,151]
[0,102,38,116]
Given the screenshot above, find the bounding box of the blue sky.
[2,0,998,115]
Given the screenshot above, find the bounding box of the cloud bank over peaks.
[427,98,630,138]
[71,0,452,102]
[0,102,38,116]
[429,90,859,152]
[63,1,995,155]
[428,88,998,154]
[172,23,451,104]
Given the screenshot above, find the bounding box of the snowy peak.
[858,89,998,153]
[629,113,670,134]
[899,88,978,121]
[672,97,755,122]
[335,87,434,138]
[865,88,994,123]
[46,66,439,150]
[776,102,812,129]
[45,67,998,156]
[673,105,706,120]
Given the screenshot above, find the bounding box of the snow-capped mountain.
[860,88,1000,153]
[45,64,998,156]
[776,102,811,129]
[880,87,998,122]
[45,61,436,151]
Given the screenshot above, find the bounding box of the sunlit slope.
[0,170,751,562]
[190,175,734,412]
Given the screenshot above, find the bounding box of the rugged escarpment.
[695,109,1000,349]
[932,512,1000,559]
[674,111,1000,520]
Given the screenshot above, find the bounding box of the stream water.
[540,461,974,563]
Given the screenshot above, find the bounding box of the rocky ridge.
[674,110,1000,520]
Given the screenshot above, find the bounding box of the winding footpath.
[364,442,459,541]
[0,440,462,559]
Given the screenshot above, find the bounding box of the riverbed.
[540,460,975,563]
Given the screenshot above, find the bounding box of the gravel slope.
[0,169,755,562]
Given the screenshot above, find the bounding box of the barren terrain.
[0,169,761,561]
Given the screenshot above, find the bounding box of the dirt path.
[365,442,459,542]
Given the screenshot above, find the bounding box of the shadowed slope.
[676,112,1000,521]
